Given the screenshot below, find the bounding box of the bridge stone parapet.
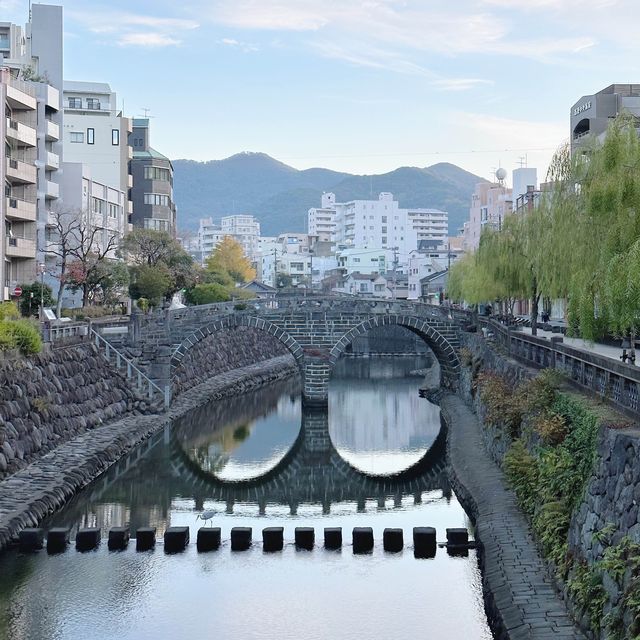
[128,296,465,407]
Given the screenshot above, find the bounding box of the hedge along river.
[0,355,492,640]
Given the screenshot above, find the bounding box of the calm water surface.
[0,356,493,640]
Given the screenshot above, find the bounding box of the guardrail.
[90,328,169,409]
[483,319,640,415]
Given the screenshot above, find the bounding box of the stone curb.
[0,356,297,553]
[441,394,586,640]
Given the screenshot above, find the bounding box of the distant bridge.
[126,296,466,406]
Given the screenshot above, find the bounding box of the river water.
[0,356,492,640]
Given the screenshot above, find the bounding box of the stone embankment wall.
[172,326,292,396]
[0,355,297,551]
[0,344,152,480]
[460,331,640,639]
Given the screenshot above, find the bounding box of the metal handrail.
[90,328,169,409]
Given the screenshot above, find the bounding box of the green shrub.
[534,412,568,445]
[185,283,231,305]
[0,319,42,355]
[0,302,19,321]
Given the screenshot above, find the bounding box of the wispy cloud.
[69,8,199,48]
[220,38,259,53]
[434,78,494,92]
[117,33,182,48]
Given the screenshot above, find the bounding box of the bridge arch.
[329,314,461,389]
[170,315,306,395]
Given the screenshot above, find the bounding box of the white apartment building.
[196,217,224,264]
[62,81,132,214]
[308,192,448,267]
[308,192,337,241]
[1,69,38,298]
[0,6,64,300]
[336,273,391,298]
[336,247,392,276]
[221,214,260,260]
[59,163,128,256]
[407,253,445,300]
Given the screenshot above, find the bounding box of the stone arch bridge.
[127,296,465,406]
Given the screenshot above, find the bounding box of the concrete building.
[129,118,176,234]
[0,6,64,298]
[1,69,38,297]
[221,214,260,260]
[337,272,391,298]
[511,167,537,205]
[336,247,392,277]
[195,217,224,264]
[463,182,512,252]
[308,192,337,241]
[62,81,132,213]
[308,192,448,264]
[571,84,640,154]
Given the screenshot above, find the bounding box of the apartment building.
[308,192,448,265]
[308,192,337,241]
[0,5,64,299]
[196,217,225,264]
[62,81,132,214]
[221,214,260,260]
[129,118,176,234]
[1,69,38,298]
[463,182,512,252]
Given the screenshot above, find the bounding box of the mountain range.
[172,152,485,237]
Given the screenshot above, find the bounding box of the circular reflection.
[328,357,441,476]
[177,389,302,482]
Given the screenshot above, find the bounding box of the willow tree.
[448,252,503,305]
[548,115,640,340]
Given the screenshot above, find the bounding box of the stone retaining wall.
[172,326,291,397]
[0,355,297,552]
[0,344,153,480]
[460,330,640,639]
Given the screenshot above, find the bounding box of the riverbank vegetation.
[449,114,640,341]
[476,368,640,637]
[0,302,41,355]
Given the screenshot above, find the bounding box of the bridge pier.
[302,359,330,407]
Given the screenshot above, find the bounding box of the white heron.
[196,510,216,526]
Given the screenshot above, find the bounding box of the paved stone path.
[0,356,296,552]
[442,393,586,640]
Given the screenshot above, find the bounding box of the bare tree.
[68,211,120,307]
[46,206,81,317]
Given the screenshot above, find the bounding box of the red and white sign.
[13,286,22,297]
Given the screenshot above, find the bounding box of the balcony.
[45,151,59,170]
[6,118,36,147]
[6,83,37,111]
[6,236,36,259]
[44,180,59,199]
[45,119,59,141]
[6,158,37,184]
[5,196,36,222]
[44,85,60,111]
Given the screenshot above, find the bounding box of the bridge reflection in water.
[46,356,451,534]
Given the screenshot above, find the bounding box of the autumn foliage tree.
[205,236,255,284]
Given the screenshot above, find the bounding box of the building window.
[92,197,105,214]
[382,237,387,244]
[68,97,81,108]
[374,284,384,292]
[86,98,100,110]
[109,203,119,218]
[87,128,95,145]
[112,129,120,146]
[144,193,170,206]
[70,131,84,143]
[144,166,171,182]
[144,218,168,231]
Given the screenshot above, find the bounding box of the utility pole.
[273,247,278,288]
[392,246,399,300]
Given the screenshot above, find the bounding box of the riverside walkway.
[443,393,586,640]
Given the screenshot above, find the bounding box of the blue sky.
[3,0,640,182]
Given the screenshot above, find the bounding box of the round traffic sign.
[13,286,22,297]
